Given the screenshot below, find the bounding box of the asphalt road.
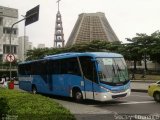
[51,92,160,120]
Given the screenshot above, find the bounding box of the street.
[51,92,160,120]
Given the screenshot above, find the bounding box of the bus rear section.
[18,52,130,101]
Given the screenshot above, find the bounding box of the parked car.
[148,81,160,102]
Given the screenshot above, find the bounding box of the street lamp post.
[9,5,39,80]
[9,17,26,80]
[21,15,26,61]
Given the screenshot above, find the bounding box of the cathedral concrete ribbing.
[66,12,119,46]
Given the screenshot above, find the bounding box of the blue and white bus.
[18,52,130,101]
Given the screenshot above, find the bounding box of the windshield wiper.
[116,63,127,82]
[112,58,128,84]
[112,65,116,75]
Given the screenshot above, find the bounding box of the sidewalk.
[0,81,19,85]
[131,80,158,92]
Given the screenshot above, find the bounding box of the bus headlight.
[103,95,107,99]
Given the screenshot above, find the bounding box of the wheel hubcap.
[155,94,160,101]
[76,92,82,100]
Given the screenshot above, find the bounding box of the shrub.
[0,97,10,118]
[0,88,75,120]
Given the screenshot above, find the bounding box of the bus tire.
[153,92,160,102]
[73,89,83,102]
[32,85,37,94]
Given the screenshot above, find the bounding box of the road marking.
[118,101,155,105]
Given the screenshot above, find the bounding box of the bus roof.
[44,52,123,60]
[19,52,123,65]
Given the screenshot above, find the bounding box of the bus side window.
[31,62,37,75]
[48,58,81,76]
[60,58,81,76]
[67,58,81,76]
[18,64,26,75]
[39,60,47,75]
[61,59,68,74]
[49,60,61,74]
[79,56,98,83]
[25,64,31,75]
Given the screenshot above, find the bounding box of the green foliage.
[25,31,160,67]
[124,30,160,71]
[0,97,10,118]
[0,88,75,120]
[26,40,114,61]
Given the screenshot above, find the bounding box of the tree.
[149,31,160,64]
[124,31,160,71]
[26,40,111,60]
[124,38,142,71]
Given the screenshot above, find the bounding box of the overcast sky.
[1,0,160,47]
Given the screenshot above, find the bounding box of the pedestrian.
[131,73,135,80]
[141,69,146,78]
[0,75,7,88]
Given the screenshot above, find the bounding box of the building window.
[0,55,2,62]
[3,45,10,54]
[13,46,17,54]
[3,27,17,35]
[0,17,2,25]
[3,45,17,54]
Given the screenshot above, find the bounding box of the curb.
[131,80,158,83]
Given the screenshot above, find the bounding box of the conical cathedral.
[66,12,119,46]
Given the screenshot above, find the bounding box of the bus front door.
[79,56,97,100]
[84,77,95,100]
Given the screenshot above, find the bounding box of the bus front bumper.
[94,89,131,102]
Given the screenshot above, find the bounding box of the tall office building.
[0,6,18,62]
[18,36,32,61]
[66,12,119,46]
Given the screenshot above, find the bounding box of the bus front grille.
[112,93,127,99]
[111,89,126,93]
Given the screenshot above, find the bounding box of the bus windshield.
[97,57,129,86]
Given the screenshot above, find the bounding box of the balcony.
[0,65,17,71]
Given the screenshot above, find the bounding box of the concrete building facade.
[0,6,18,62]
[18,36,32,61]
[37,44,45,48]
[66,12,119,46]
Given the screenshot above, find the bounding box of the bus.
[18,52,130,102]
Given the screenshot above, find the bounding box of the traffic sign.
[25,5,39,26]
[6,54,15,62]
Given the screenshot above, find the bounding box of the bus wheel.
[154,92,160,102]
[73,90,83,102]
[32,86,37,94]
